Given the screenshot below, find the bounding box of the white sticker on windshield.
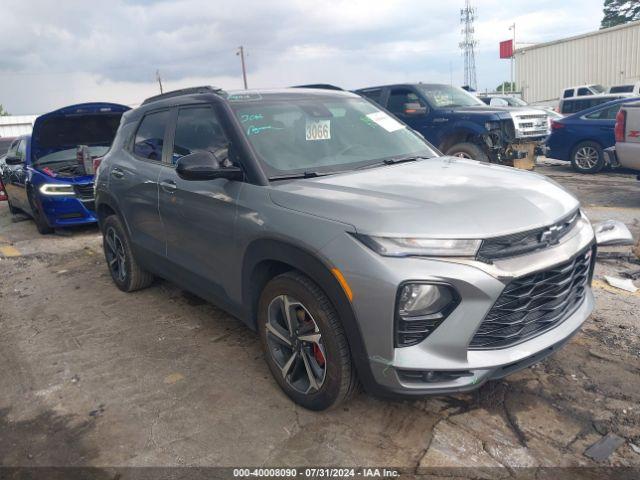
[306,119,331,141]
[366,111,405,132]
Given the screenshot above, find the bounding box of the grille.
[74,183,94,200]
[477,210,579,262]
[469,246,594,350]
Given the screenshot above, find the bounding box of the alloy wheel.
[105,227,127,282]
[452,152,472,159]
[265,295,327,394]
[574,146,599,170]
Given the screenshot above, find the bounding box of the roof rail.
[141,85,225,106]
[292,84,344,91]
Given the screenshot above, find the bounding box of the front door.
[158,104,242,299]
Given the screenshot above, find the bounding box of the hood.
[441,105,521,120]
[269,157,579,238]
[31,102,130,163]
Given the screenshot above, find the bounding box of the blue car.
[1,103,130,233]
[545,97,640,173]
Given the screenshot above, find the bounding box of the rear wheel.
[27,191,53,235]
[570,141,604,174]
[445,142,489,162]
[258,271,358,410]
[102,215,154,292]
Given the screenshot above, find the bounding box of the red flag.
[500,39,513,59]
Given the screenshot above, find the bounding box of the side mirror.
[403,102,428,116]
[5,155,24,166]
[594,220,634,246]
[175,151,243,181]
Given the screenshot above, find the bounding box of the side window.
[577,88,590,96]
[387,88,425,115]
[16,140,26,160]
[6,140,19,158]
[563,89,573,98]
[359,89,383,105]
[585,105,620,120]
[133,110,170,161]
[171,106,231,166]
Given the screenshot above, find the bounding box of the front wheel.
[27,191,53,234]
[258,272,358,410]
[571,141,604,174]
[445,142,490,162]
[102,215,154,292]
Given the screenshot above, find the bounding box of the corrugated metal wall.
[0,115,38,137]
[515,21,640,104]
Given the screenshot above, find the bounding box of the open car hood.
[30,102,130,164]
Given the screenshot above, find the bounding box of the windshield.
[34,146,110,166]
[230,96,437,175]
[591,84,606,94]
[418,85,485,108]
[506,97,528,106]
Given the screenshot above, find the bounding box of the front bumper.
[40,194,97,227]
[320,215,596,397]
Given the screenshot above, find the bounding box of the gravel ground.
[0,160,639,476]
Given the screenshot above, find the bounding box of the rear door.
[5,139,29,210]
[108,109,170,258]
[582,103,621,148]
[158,104,242,299]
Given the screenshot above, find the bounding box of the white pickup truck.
[605,100,640,173]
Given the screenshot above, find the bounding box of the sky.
[0,0,605,115]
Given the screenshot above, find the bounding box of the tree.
[496,81,516,93]
[0,104,9,116]
[601,0,640,29]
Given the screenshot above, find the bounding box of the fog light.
[395,283,459,347]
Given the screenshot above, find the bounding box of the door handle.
[160,180,177,193]
[111,168,125,179]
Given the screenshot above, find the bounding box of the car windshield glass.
[34,146,110,166]
[506,97,527,106]
[230,95,436,175]
[417,85,485,108]
[591,84,606,94]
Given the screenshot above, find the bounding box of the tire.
[258,271,358,410]
[570,141,604,174]
[445,142,490,162]
[102,215,154,292]
[27,191,53,235]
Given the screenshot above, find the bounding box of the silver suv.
[95,86,600,410]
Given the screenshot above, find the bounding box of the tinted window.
[16,140,27,160]
[585,104,621,120]
[577,88,591,96]
[610,85,634,93]
[133,110,169,161]
[172,106,231,166]
[359,89,383,105]
[387,88,425,115]
[563,89,574,98]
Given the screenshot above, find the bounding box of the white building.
[515,20,640,104]
[0,115,38,138]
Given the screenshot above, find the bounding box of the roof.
[515,19,640,54]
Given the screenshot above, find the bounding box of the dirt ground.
[1,160,639,475]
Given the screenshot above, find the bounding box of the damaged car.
[1,103,130,233]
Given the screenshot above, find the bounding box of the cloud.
[0,0,603,114]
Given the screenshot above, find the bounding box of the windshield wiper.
[269,171,331,181]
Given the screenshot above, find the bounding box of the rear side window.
[171,106,230,166]
[133,110,170,161]
[585,104,621,120]
[577,88,591,96]
[359,88,383,105]
[563,89,574,98]
[610,85,634,93]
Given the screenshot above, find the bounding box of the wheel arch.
[241,238,377,391]
[439,127,481,152]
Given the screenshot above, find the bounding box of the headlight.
[395,283,459,347]
[39,184,75,196]
[354,234,481,257]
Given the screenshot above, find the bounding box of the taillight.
[615,110,626,142]
[93,157,103,174]
[0,179,7,201]
[551,120,565,130]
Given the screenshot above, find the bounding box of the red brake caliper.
[312,343,325,366]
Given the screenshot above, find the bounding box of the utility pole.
[509,23,516,93]
[236,46,248,90]
[459,0,478,91]
[156,70,163,94]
